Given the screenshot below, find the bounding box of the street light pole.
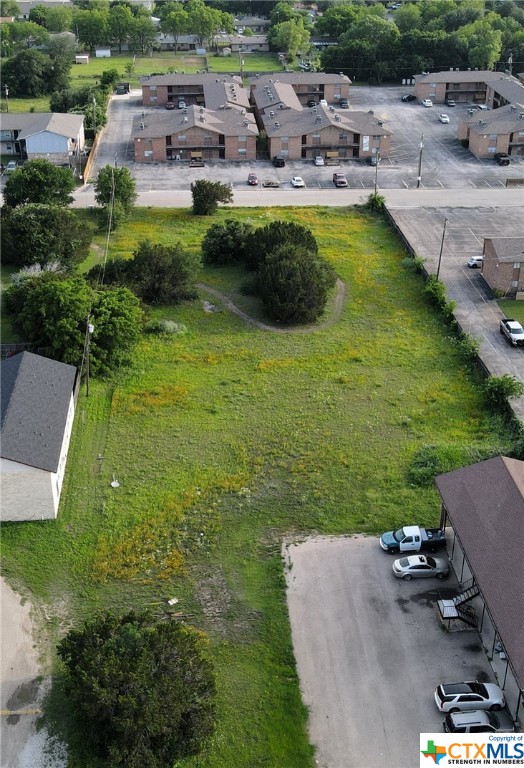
[92,94,97,134]
[436,218,449,281]
[416,133,424,189]
[4,84,9,113]
[374,150,380,195]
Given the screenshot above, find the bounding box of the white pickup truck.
[379,525,446,554]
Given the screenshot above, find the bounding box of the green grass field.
[1,206,513,768]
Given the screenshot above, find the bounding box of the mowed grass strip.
[1,206,506,768]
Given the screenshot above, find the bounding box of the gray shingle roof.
[435,457,524,689]
[132,104,257,139]
[485,237,524,262]
[141,73,243,87]
[0,112,85,139]
[464,103,524,134]
[251,72,351,86]
[261,104,392,139]
[415,70,504,84]
[1,352,77,473]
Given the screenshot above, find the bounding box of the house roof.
[141,73,243,87]
[415,70,505,84]
[484,237,524,263]
[132,104,257,139]
[435,456,524,689]
[261,104,392,139]
[463,103,524,135]
[0,112,85,139]
[486,75,524,106]
[1,352,77,473]
[251,72,351,87]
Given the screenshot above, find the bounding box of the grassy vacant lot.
[2,51,281,113]
[1,206,511,768]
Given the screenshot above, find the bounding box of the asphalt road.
[285,536,496,768]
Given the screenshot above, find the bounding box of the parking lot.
[285,535,497,768]
[92,85,523,192]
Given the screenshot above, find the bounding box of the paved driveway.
[285,536,496,768]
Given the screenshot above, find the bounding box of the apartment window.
[238,148,247,155]
[511,280,519,288]
[514,263,521,269]
[238,135,247,142]
[312,134,321,146]
[339,133,348,143]
[178,135,186,143]
[281,136,289,142]
[203,134,212,145]
[144,150,153,157]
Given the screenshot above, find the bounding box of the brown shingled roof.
[435,457,524,689]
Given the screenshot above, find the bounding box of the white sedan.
[421,99,433,107]
[291,176,306,188]
[313,156,324,166]
[439,113,450,123]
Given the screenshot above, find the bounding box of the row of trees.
[318,1,524,82]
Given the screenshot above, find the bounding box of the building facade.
[481,237,524,299]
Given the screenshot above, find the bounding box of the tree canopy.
[95,165,138,213]
[191,179,233,216]
[3,159,75,208]
[244,220,319,272]
[257,243,336,324]
[57,611,216,768]
[1,205,91,270]
[4,274,143,375]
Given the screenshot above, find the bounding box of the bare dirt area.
[0,579,66,768]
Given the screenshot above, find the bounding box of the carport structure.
[435,456,524,723]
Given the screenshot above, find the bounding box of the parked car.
[499,318,524,347]
[5,160,18,173]
[319,99,328,107]
[178,100,186,109]
[473,103,489,110]
[291,176,305,188]
[272,156,285,167]
[446,99,456,107]
[368,155,380,166]
[495,152,510,166]
[434,682,505,713]
[421,99,433,107]
[392,555,449,580]
[339,98,349,109]
[247,173,258,186]
[379,525,446,554]
[332,172,348,188]
[401,94,417,102]
[313,156,324,166]
[165,101,175,110]
[307,99,317,108]
[439,114,450,123]
[467,256,484,268]
[444,710,515,734]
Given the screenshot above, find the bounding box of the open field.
[1,205,514,768]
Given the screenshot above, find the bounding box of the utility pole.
[86,321,94,397]
[374,150,380,195]
[436,218,449,281]
[416,133,424,189]
[4,84,9,113]
[92,94,97,135]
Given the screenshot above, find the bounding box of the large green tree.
[1,49,53,96]
[9,20,49,49]
[108,3,133,52]
[201,219,254,265]
[3,159,75,208]
[73,8,108,53]
[268,17,310,58]
[160,2,189,52]
[4,274,143,374]
[94,166,137,224]
[129,241,200,303]
[257,243,336,324]
[129,12,156,54]
[57,612,216,768]
[244,220,318,272]
[1,204,90,269]
[191,179,233,216]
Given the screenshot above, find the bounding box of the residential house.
[481,237,524,299]
[233,16,271,34]
[435,457,524,722]
[458,104,524,158]
[1,352,78,522]
[133,104,257,162]
[0,113,85,164]
[217,35,269,54]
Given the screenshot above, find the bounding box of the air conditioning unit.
[243,120,248,126]
[315,116,322,123]
[269,110,274,117]
[183,117,188,123]
[335,115,341,122]
[275,122,280,128]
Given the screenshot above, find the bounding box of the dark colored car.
[333,172,348,188]
[272,156,286,167]
[165,101,175,110]
[339,98,349,109]
[446,99,456,107]
[247,173,258,186]
[495,152,510,166]
[307,99,317,108]
[401,94,417,102]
